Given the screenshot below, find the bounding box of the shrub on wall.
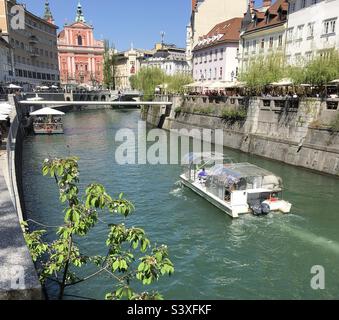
[221,108,247,122]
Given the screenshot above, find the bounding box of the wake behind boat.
[180,153,292,219]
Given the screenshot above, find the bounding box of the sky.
[22,0,263,51]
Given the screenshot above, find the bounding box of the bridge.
[19,100,172,106]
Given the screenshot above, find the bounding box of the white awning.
[27,96,44,101]
[330,79,339,84]
[270,78,293,86]
[30,107,65,116]
[7,84,22,89]
[205,81,229,89]
[183,81,203,88]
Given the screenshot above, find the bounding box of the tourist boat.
[30,107,65,135]
[180,152,292,218]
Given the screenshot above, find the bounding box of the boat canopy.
[30,107,65,116]
[206,163,283,195]
[182,152,233,165]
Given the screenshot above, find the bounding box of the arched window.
[78,35,83,46]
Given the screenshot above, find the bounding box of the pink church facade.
[57,3,104,87]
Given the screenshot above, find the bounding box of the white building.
[141,47,190,76]
[192,17,242,82]
[114,47,151,90]
[285,0,339,65]
[239,0,289,72]
[186,0,248,69]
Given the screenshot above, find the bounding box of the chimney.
[263,0,272,7]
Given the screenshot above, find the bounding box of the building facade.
[114,47,149,90]
[57,2,104,87]
[0,35,14,83]
[239,0,289,71]
[285,0,339,65]
[192,17,242,83]
[141,46,190,76]
[0,0,60,89]
[186,0,248,67]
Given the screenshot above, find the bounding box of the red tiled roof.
[244,0,288,34]
[193,17,242,51]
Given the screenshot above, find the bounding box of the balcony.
[30,49,40,58]
[29,36,39,45]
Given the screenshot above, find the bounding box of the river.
[22,109,339,300]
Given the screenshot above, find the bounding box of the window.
[252,40,257,52]
[305,51,313,61]
[209,51,212,62]
[269,37,274,48]
[287,28,294,42]
[209,68,212,80]
[307,22,315,38]
[219,67,223,79]
[289,2,295,13]
[296,25,304,40]
[78,35,83,46]
[301,0,307,8]
[246,41,250,53]
[278,35,283,47]
[323,18,337,35]
[214,67,217,79]
[219,49,223,60]
[261,38,265,49]
[214,49,218,61]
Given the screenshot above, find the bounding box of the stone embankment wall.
[0,96,42,299]
[142,95,339,176]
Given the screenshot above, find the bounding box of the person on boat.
[198,168,207,181]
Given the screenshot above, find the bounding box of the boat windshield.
[182,152,233,181]
[205,163,283,200]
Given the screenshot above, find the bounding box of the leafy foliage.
[130,67,192,100]
[103,40,117,90]
[239,53,285,94]
[240,50,339,91]
[221,108,247,122]
[22,157,174,300]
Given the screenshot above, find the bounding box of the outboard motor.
[261,202,271,215]
[249,201,270,216]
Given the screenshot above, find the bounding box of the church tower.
[75,1,86,23]
[43,1,55,24]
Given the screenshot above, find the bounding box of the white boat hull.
[180,174,292,218]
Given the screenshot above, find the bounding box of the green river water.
[22,109,339,300]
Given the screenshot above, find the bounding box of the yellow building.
[0,0,59,89]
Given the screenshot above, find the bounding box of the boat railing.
[33,122,63,131]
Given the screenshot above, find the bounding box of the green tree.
[167,74,193,94]
[103,40,117,90]
[303,50,339,87]
[239,53,285,94]
[130,67,167,100]
[22,157,174,300]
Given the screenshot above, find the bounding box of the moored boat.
[180,152,292,218]
[30,107,65,135]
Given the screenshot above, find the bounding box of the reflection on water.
[23,109,339,300]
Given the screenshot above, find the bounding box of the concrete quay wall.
[142,96,339,176]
